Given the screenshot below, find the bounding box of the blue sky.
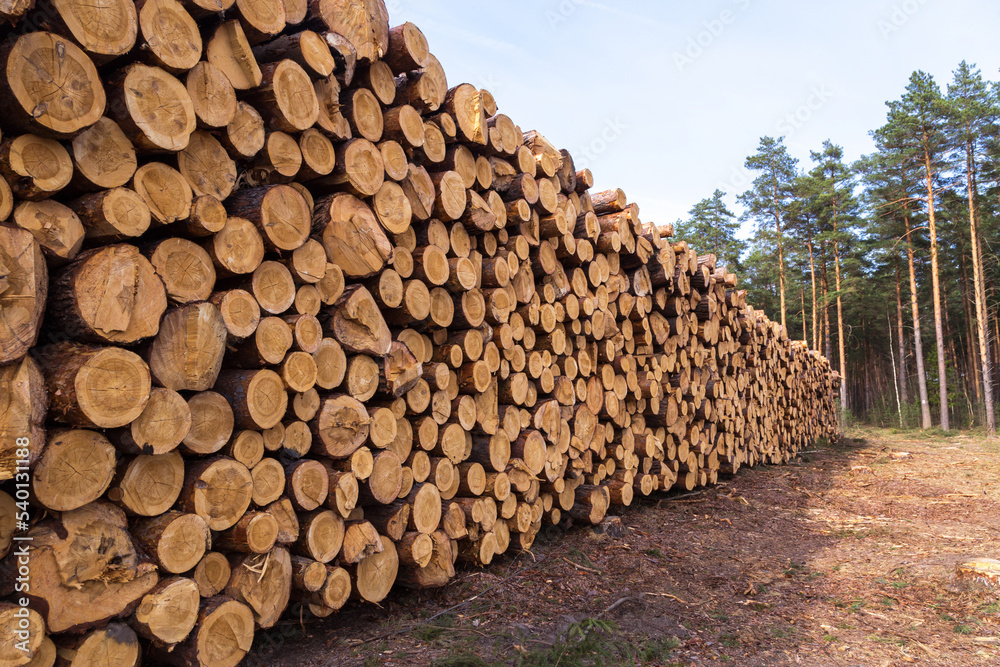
[387,0,1000,232]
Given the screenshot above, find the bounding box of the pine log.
[35,342,151,429]
[12,200,85,263]
[187,61,239,130]
[70,188,151,242]
[106,64,197,153]
[32,429,116,512]
[179,457,254,531]
[0,134,73,200]
[205,216,266,276]
[53,624,140,667]
[131,577,200,646]
[107,451,185,517]
[225,547,292,628]
[70,117,138,191]
[315,193,392,278]
[132,162,193,224]
[27,503,159,633]
[215,370,289,430]
[0,226,46,364]
[0,32,106,137]
[133,511,211,574]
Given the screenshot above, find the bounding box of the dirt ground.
[247,428,1000,666]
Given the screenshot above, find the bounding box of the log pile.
[0,1,840,665]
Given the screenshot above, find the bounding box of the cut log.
[0,227,46,364]
[133,511,211,574]
[291,556,328,593]
[205,216,266,276]
[107,451,185,516]
[253,30,335,77]
[187,62,238,130]
[27,503,159,633]
[248,59,320,132]
[210,289,261,339]
[179,457,254,530]
[207,20,263,90]
[148,303,228,391]
[310,0,389,63]
[12,201,85,263]
[225,547,292,628]
[294,510,345,563]
[132,577,200,646]
[235,0,286,39]
[314,76,352,138]
[0,134,73,200]
[303,566,351,613]
[53,624,140,667]
[32,429,115,512]
[215,511,279,554]
[224,102,266,159]
[35,342,151,429]
[250,261,297,314]
[328,285,393,356]
[385,22,430,73]
[0,32,106,137]
[132,162,193,224]
[215,370,288,430]
[111,387,191,455]
[106,64,197,152]
[49,244,166,344]
[149,238,217,304]
[0,603,44,664]
[138,0,202,72]
[70,188,151,242]
[177,131,238,201]
[299,128,337,180]
[445,84,487,145]
[183,391,235,455]
[348,537,397,603]
[311,394,370,458]
[228,185,312,253]
[285,459,330,511]
[70,117,138,191]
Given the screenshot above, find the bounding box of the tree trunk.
[894,260,909,407]
[965,136,995,436]
[904,212,933,429]
[922,140,949,430]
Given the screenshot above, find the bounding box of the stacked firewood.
[0,0,840,665]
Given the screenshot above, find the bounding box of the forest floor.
[248,428,1000,666]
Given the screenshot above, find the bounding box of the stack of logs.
[0,0,840,665]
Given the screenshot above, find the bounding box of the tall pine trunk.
[822,265,832,362]
[965,136,995,436]
[894,260,909,406]
[959,253,981,405]
[905,212,933,429]
[808,240,818,351]
[922,137,949,430]
[773,203,787,333]
[833,207,848,417]
[801,289,808,345]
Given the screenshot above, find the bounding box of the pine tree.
[808,141,856,417]
[883,71,953,430]
[675,189,746,270]
[738,137,799,333]
[858,137,933,429]
[947,61,997,436]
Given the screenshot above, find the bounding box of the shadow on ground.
[246,429,1000,666]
